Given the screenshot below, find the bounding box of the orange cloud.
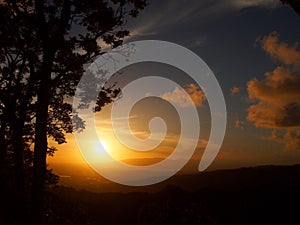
[161,83,206,108]
[270,129,300,151]
[258,31,300,68]
[235,119,244,129]
[247,67,300,128]
[230,86,241,96]
[247,32,300,150]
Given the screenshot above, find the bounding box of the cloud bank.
[247,32,300,150]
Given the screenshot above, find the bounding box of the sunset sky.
[48,0,300,180]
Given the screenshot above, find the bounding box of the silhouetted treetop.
[281,0,300,16]
[0,1,147,224]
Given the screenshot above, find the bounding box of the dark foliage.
[0,0,147,224]
[281,0,300,15]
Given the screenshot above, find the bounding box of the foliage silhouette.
[0,0,147,224]
[281,0,300,16]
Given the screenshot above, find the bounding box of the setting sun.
[95,140,109,153]
[100,140,109,151]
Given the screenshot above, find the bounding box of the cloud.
[230,86,241,95]
[126,0,278,41]
[235,119,245,129]
[247,32,300,150]
[231,0,279,9]
[184,36,208,48]
[247,67,300,128]
[161,83,206,108]
[257,31,300,68]
[270,129,300,150]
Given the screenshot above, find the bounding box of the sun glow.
[100,140,109,151]
[95,140,109,153]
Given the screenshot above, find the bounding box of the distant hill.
[168,164,300,192]
[47,164,300,225]
[57,164,300,193]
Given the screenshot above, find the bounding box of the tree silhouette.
[0,0,147,224]
[281,0,300,16]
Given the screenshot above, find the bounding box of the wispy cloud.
[231,0,279,9]
[126,0,279,41]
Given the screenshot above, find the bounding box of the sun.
[95,140,109,154]
[100,140,108,151]
[90,140,117,163]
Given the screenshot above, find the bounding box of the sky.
[48,0,300,182]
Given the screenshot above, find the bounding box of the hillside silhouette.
[56,163,300,193]
[22,164,300,225]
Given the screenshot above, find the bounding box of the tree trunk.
[13,121,26,225]
[0,109,9,169]
[0,114,7,174]
[32,78,50,225]
[32,46,54,225]
[0,111,8,222]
